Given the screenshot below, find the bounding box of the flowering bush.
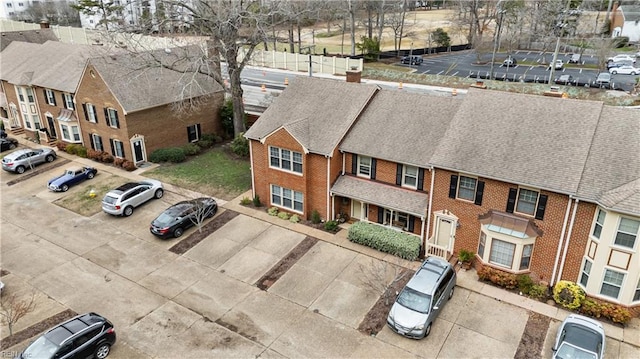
[553,281,585,310]
[477,266,518,289]
[580,298,631,325]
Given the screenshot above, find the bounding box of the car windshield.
[22,335,59,359]
[396,287,431,314]
[563,323,602,356]
[154,211,181,226]
[555,342,597,359]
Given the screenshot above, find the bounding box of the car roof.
[66,166,83,172]
[114,182,143,192]
[406,257,451,293]
[44,313,106,345]
[562,322,602,354]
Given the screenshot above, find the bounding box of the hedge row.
[347,221,420,260]
[149,133,220,163]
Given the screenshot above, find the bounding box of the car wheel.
[9,143,16,150]
[61,184,69,192]
[94,343,111,359]
[424,323,432,337]
[173,227,184,238]
[449,287,455,299]
[45,155,54,162]
[154,189,164,199]
[123,206,133,217]
[87,172,95,179]
[611,71,617,75]
[15,166,25,174]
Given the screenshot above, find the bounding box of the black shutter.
[474,181,485,206]
[370,158,377,180]
[114,110,120,128]
[89,135,95,150]
[377,207,384,224]
[506,188,518,213]
[535,194,548,220]
[109,139,115,156]
[196,123,201,139]
[93,105,98,123]
[104,108,109,125]
[187,127,192,142]
[42,89,48,104]
[351,154,357,174]
[448,175,458,198]
[417,168,425,191]
[396,164,403,185]
[408,215,415,232]
[82,104,89,121]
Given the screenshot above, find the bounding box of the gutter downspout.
[425,168,435,254]
[248,140,255,198]
[341,151,345,175]
[556,199,579,285]
[550,197,573,286]
[326,156,331,220]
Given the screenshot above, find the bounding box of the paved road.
[1,148,637,358]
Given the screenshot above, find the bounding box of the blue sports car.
[48,166,98,192]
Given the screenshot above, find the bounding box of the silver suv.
[1,148,56,173]
[102,180,164,216]
[387,256,456,339]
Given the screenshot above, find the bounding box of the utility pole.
[489,2,506,81]
[548,0,572,85]
[301,45,316,77]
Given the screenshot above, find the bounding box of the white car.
[607,54,636,64]
[553,314,605,359]
[548,60,563,70]
[609,65,639,75]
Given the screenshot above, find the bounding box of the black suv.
[18,312,116,359]
[401,55,423,65]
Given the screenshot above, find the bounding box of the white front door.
[435,218,453,248]
[352,200,362,220]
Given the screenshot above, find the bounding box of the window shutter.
[448,175,458,198]
[109,139,115,156]
[196,123,201,138]
[351,154,357,174]
[408,215,415,232]
[187,126,192,141]
[474,181,485,205]
[82,104,89,121]
[114,110,120,128]
[92,105,98,123]
[506,188,518,213]
[417,168,425,191]
[52,92,57,106]
[377,207,384,224]
[396,164,402,185]
[42,89,48,103]
[89,135,95,150]
[370,158,377,180]
[104,108,109,125]
[535,194,548,220]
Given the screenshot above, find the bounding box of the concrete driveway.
[1,154,637,358]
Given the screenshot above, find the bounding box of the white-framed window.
[579,258,592,287]
[489,239,515,268]
[385,209,408,228]
[85,103,97,122]
[60,123,81,142]
[106,108,119,128]
[32,114,41,130]
[25,87,34,103]
[592,209,606,239]
[457,175,477,201]
[91,134,103,151]
[634,278,640,302]
[45,89,56,105]
[519,244,533,270]
[478,232,486,258]
[187,124,201,142]
[270,184,303,213]
[600,268,625,299]
[111,139,125,158]
[16,86,24,102]
[63,93,74,110]
[269,147,303,174]
[6,3,12,7]
[357,155,371,178]
[614,217,639,249]
[516,188,539,216]
[402,165,418,189]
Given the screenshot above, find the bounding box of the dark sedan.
[0,137,18,152]
[150,197,218,239]
[47,166,97,192]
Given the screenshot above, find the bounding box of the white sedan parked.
[609,65,639,75]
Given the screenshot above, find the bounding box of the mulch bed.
[0,309,78,350]
[255,236,319,290]
[6,159,71,186]
[169,209,239,255]
[514,312,551,359]
[358,268,413,336]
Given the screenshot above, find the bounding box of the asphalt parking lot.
[1,152,638,358]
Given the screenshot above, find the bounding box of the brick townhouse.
[0,41,104,144]
[245,76,640,309]
[75,47,225,164]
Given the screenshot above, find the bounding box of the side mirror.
[433,306,439,311]
[395,291,399,296]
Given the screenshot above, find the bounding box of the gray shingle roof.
[88,46,224,114]
[621,5,640,21]
[340,90,461,167]
[576,106,640,214]
[0,29,58,51]
[0,41,102,93]
[244,77,379,156]
[429,88,604,194]
[331,175,428,217]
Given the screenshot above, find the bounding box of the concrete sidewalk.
[222,190,640,350]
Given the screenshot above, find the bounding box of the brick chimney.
[40,20,50,29]
[346,68,361,83]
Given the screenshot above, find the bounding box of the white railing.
[425,238,450,259]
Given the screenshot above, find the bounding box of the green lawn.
[145,146,251,201]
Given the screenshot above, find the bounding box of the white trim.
[551,198,574,285]
[401,164,419,190]
[249,140,255,199]
[558,199,580,282]
[326,156,330,220]
[268,146,304,175]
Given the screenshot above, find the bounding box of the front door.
[47,116,57,139]
[352,200,362,220]
[132,137,145,163]
[435,218,453,248]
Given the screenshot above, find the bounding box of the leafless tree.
[450,0,501,45]
[358,259,409,305]
[0,291,36,336]
[14,0,81,26]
